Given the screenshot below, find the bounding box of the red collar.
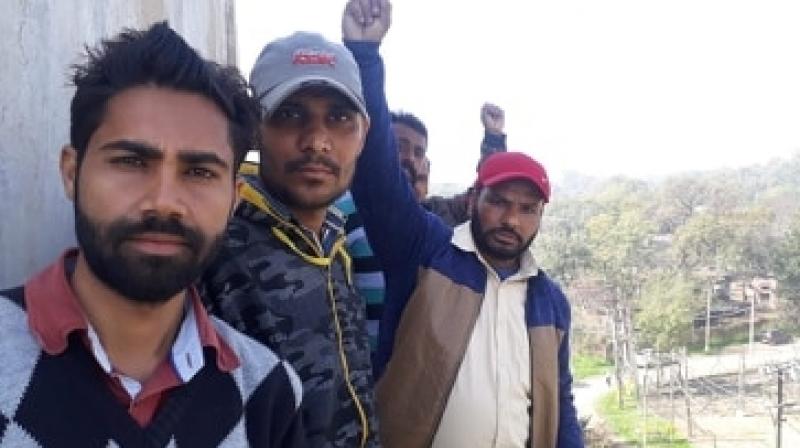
[25,249,239,372]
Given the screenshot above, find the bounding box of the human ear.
[60,145,79,202]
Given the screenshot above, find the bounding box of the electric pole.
[681,347,693,438]
[776,368,784,448]
[749,293,756,353]
[642,352,649,448]
[704,285,712,352]
[737,350,745,416]
[610,301,624,408]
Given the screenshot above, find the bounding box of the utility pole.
[776,368,784,448]
[669,351,675,442]
[610,302,624,409]
[704,285,712,352]
[681,347,693,438]
[656,343,662,389]
[623,299,640,401]
[737,350,745,416]
[749,293,756,353]
[642,352,650,448]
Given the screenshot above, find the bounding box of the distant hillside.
[535,150,800,301]
[552,150,800,200]
[428,182,469,198]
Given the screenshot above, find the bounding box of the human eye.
[270,105,303,124]
[328,107,356,124]
[186,166,219,181]
[109,155,146,169]
[486,194,505,206]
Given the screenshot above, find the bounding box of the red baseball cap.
[475,152,550,202]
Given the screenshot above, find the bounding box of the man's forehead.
[92,86,235,162]
[392,122,426,141]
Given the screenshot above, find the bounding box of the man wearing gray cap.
[200,29,378,448]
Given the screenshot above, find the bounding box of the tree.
[635,273,702,349]
[774,213,800,301]
[651,175,709,233]
[585,205,656,295]
[584,204,657,382]
[727,206,778,278]
[592,177,652,215]
[536,198,593,285]
[671,212,734,272]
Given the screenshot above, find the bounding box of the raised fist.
[342,0,392,43]
[481,103,505,135]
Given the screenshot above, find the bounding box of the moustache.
[488,227,523,244]
[108,215,203,253]
[285,154,341,176]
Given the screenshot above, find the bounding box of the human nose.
[140,166,187,219]
[500,204,521,229]
[300,118,332,153]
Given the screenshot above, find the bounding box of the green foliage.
[597,388,691,447]
[593,177,652,214]
[572,353,612,380]
[536,199,593,285]
[774,213,800,300]
[671,213,732,271]
[670,206,777,277]
[585,206,655,296]
[651,175,708,233]
[533,154,799,350]
[686,319,766,354]
[635,274,701,350]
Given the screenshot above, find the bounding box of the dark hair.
[390,111,428,139]
[70,21,259,169]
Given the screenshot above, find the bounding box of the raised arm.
[479,102,507,167]
[343,0,450,274]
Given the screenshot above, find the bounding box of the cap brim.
[480,172,549,202]
[258,75,369,120]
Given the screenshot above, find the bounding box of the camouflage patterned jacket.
[201,176,378,448]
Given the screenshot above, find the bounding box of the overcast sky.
[235,0,800,187]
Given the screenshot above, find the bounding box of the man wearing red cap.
[343,1,582,446]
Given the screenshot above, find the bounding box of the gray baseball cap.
[250,31,368,119]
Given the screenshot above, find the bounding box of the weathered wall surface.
[0,0,236,288]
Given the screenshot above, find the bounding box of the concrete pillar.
[0,0,236,288]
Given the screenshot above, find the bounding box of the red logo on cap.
[292,49,336,67]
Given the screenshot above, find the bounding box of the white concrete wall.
[0,0,236,288]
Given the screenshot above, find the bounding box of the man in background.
[392,111,429,201]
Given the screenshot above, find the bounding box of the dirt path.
[574,374,611,425]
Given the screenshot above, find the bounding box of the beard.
[74,202,223,304]
[470,216,535,263]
